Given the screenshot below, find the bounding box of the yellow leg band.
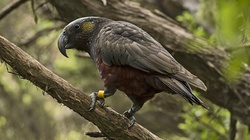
[97,90,105,98]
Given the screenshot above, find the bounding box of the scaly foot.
[88,90,106,111]
[123,110,136,128]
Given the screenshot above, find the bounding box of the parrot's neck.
[78,18,112,54]
[86,19,112,58]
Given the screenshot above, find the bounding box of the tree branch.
[18,23,64,47]
[47,0,250,127]
[0,0,28,21]
[0,35,161,139]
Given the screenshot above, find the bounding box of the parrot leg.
[88,91,98,111]
[123,97,144,128]
[88,87,116,111]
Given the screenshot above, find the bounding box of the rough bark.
[0,36,161,140]
[48,0,250,127]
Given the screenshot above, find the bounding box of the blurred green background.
[0,0,250,139]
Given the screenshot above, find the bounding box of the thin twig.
[230,114,237,140]
[207,107,228,133]
[85,131,106,138]
[30,0,38,23]
[18,23,64,47]
[224,42,250,52]
[86,131,115,140]
[192,113,228,139]
[35,1,48,10]
[0,0,28,21]
[4,59,19,76]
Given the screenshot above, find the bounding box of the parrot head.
[58,17,109,57]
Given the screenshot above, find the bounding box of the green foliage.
[223,48,249,82]
[179,99,250,140]
[177,11,208,39]
[215,0,250,82]
[178,0,250,82]
[177,2,250,138]
[216,0,250,46]
[177,11,215,44]
[179,101,230,140]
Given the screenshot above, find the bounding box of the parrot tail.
[159,77,209,110]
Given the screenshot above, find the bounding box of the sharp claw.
[123,110,130,118]
[128,116,136,128]
[87,106,95,112]
[87,92,98,111]
[99,98,106,108]
[123,111,136,128]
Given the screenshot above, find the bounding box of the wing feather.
[96,21,207,91]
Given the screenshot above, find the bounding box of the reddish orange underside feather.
[96,57,162,101]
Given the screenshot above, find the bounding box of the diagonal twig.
[0,0,28,21]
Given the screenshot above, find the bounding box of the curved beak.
[58,32,75,58]
[58,33,69,58]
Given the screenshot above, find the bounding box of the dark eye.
[74,24,80,29]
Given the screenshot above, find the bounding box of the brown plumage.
[58,17,208,127]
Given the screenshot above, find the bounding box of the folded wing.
[96,21,207,91]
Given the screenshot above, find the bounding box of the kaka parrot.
[58,17,208,127]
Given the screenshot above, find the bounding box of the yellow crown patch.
[82,22,94,32]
